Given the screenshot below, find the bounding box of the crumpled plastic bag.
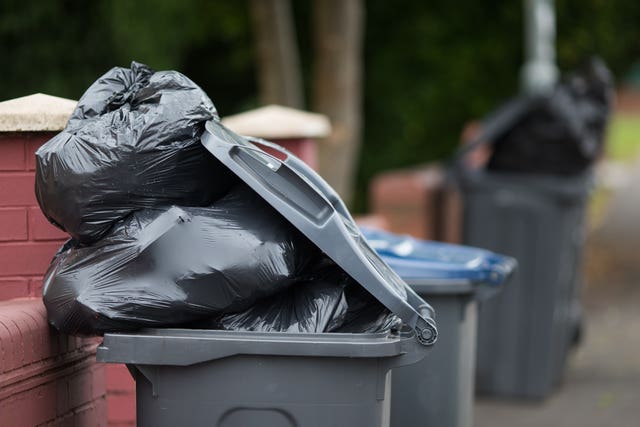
[35,61,237,243]
[215,261,401,334]
[43,184,317,336]
[487,57,613,175]
[333,283,403,334]
[38,61,411,337]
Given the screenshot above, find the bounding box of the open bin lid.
[360,227,517,297]
[201,120,437,346]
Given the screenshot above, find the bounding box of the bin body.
[459,171,589,399]
[98,329,428,427]
[391,285,476,427]
[133,356,389,427]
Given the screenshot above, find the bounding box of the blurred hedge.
[0,0,256,115]
[1,0,638,212]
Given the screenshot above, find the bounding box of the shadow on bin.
[361,227,516,427]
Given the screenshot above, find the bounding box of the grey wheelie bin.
[453,92,598,399]
[457,168,591,400]
[98,329,429,427]
[97,121,438,427]
[362,228,516,427]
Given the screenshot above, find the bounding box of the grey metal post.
[521,0,559,94]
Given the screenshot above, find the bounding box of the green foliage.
[0,0,256,114]
[556,0,640,74]
[0,1,116,99]
[606,115,640,162]
[353,0,640,211]
[355,0,522,210]
[2,0,639,212]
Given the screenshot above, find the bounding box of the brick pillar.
[0,94,108,426]
[104,365,136,427]
[222,104,332,170]
[0,131,68,299]
[0,299,106,426]
[369,163,462,243]
[0,93,136,427]
[259,137,319,170]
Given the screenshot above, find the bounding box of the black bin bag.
[214,260,401,334]
[42,184,317,336]
[35,62,237,244]
[487,57,614,175]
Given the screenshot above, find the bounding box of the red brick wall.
[369,164,462,243]
[0,298,106,426]
[616,88,640,114]
[105,365,135,427]
[0,133,67,300]
[259,138,318,170]
[0,132,135,426]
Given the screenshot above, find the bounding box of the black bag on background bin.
[487,57,613,175]
[35,62,237,244]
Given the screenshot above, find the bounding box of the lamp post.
[521,0,559,94]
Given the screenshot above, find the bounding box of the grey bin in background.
[97,328,429,427]
[360,227,515,427]
[458,169,591,399]
[392,279,478,427]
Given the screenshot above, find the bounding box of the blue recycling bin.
[361,227,516,427]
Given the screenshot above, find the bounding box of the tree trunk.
[312,0,364,204]
[249,0,304,108]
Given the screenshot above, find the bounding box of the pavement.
[475,283,640,427]
[474,158,640,426]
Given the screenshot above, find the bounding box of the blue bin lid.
[360,227,516,295]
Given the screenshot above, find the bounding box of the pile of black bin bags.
[39,62,398,336]
[484,57,614,175]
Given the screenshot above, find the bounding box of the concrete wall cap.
[222,104,331,139]
[0,93,76,132]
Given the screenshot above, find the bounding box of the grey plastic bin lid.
[97,328,427,367]
[200,120,437,346]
